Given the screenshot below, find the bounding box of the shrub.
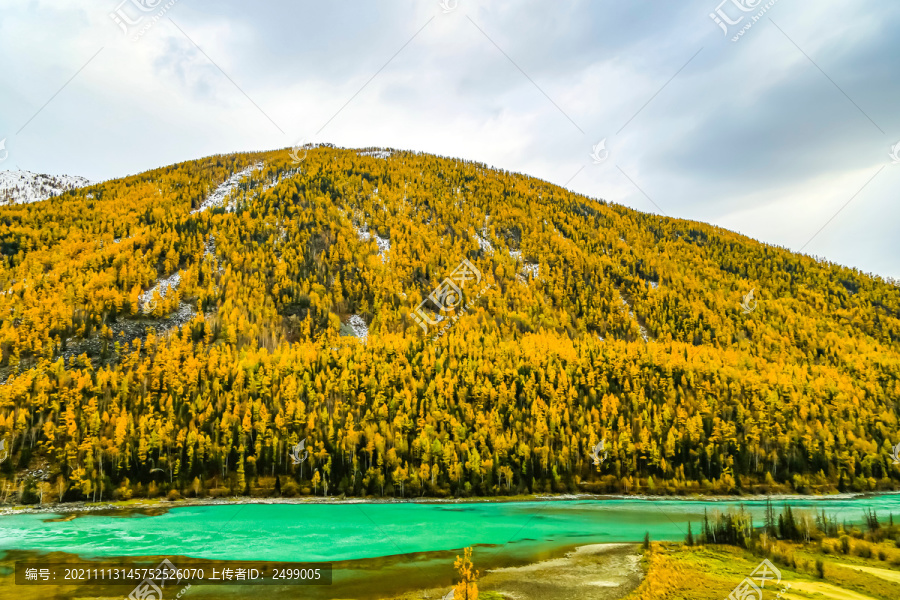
[281,481,299,497]
[840,536,851,555]
[20,479,39,505]
[815,559,824,579]
[167,489,181,501]
[878,550,886,561]
[855,543,872,559]
[113,479,133,501]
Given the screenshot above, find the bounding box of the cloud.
[0,0,897,278]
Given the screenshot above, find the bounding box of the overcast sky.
[1,0,898,279]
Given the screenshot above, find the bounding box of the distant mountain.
[0,169,92,205]
[0,146,897,503]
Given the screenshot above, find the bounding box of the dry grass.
[625,540,900,600]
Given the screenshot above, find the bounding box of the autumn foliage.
[0,145,898,502]
[453,546,479,600]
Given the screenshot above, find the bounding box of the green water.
[1,495,898,563]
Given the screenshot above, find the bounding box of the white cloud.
[0,0,896,278]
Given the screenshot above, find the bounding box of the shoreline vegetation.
[422,504,900,600]
[623,504,900,600]
[5,459,898,517]
[1,489,898,518]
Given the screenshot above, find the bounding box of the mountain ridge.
[0,146,897,502]
[0,169,92,205]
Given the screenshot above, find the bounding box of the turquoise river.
[0,495,898,599]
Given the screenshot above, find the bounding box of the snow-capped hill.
[0,170,92,205]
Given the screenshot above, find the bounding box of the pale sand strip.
[829,563,900,584]
[781,581,877,600]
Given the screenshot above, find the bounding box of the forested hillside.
[0,146,898,502]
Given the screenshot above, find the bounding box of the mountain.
[0,146,897,503]
[0,169,92,205]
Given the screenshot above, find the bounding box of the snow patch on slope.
[618,293,649,342]
[356,225,390,263]
[509,249,539,283]
[0,170,92,205]
[203,235,226,275]
[140,272,181,314]
[191,163,263,214]
[358,149,392,159]
[257,167,300,195]
[340,314,369,342]
[521,263,540,279]
[474,232,494,254]
[373,233,390,262]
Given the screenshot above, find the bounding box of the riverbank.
[3,490,898,518]
[387,543,645,600]
[0,543,647,600]
[624,535,900,600]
